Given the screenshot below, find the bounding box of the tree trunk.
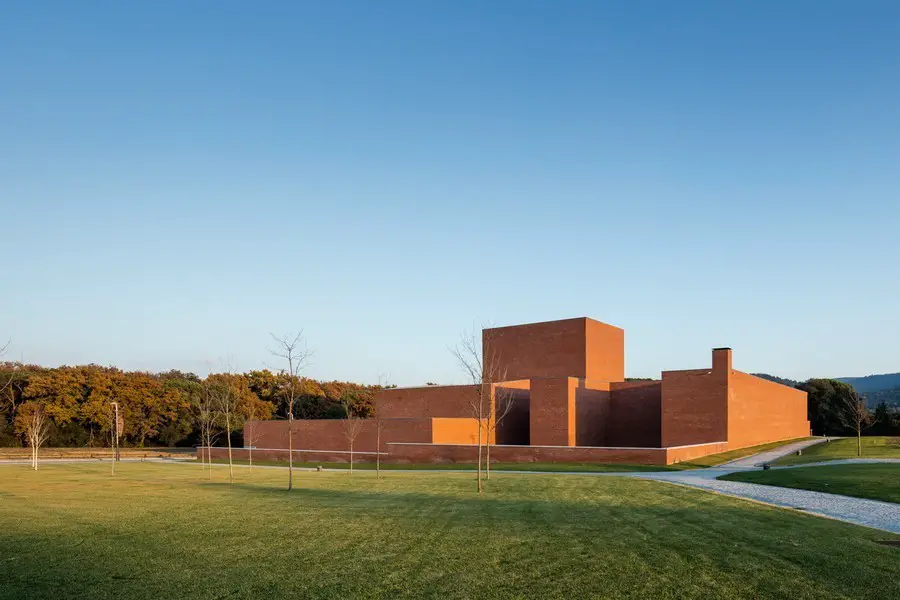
[206,429,212,481]
[249,442,253,474]
[287,414,294,491]
[226,413,234,484]
[375,423,381,480]
[857,426,862,457]
[476,417,483,494]
[486,425,491,481]
[349,440,354,474]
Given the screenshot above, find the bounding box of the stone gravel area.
[636,439,900,534]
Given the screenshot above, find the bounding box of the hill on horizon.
[836,372,900,394]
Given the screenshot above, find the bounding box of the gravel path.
[636,438,900,534]
[637,468,900,533]
[720,437,830,468]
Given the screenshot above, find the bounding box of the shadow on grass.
[6,468,900,600]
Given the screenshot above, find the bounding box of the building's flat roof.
[483,316,622,332]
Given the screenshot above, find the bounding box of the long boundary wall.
[728,371,810,448]
[200,440,729,466]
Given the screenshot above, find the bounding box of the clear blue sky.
[1,1,898,385]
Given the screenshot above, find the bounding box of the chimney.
[712,348,732,374]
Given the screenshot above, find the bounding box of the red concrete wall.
[204,446,379,463]
[432,418,487,445]
[727,371,810,449]
[483,318,588,382]
[203,439,732,466]
[660,368,728,447]
[574,379,611,446]
[376,385,473,419]
[665,441,730,464]
[585,318,625,382]
[483,318,625,383]
[386,443,670,465]
[608,381,662,447]
[246,417,434,453]
[530,377,576,446]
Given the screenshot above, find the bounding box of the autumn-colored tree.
[0,358,376,452]
[156,371,203,446]
[112,372,184,447]
[247,369,279,408]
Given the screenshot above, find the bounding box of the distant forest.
[0,362,380,448]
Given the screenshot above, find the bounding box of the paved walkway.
[635,439,900,534]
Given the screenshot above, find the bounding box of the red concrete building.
[221,317,809,466]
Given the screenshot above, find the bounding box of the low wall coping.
[385,441,727,451]
[198,447,384,456]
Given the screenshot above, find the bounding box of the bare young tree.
[25,404,50,471]
[270,331,312,492]
[195,382,219,481]
[209,376,242,484]
[244,408,264,474]
[451,325,507,493]
[374,372,390,479]
[840,389,876,457]
[342,397,365,474]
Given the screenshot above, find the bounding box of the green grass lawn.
[1,463,899,599]
[772,436,900,466]
[721,463,900,504]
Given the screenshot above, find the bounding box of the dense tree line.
[0,363,377,448]
[797,378,900,437]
